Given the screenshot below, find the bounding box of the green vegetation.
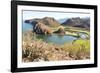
[62,39,90,59]
[64,26,90,35]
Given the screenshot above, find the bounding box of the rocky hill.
[39,17,60,27]
[24,17,61,34]
[25,17,60,27]
[62,17,90,29]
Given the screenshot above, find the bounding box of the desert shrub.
[22,31,90,62]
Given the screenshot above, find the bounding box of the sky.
[22,10,90,20]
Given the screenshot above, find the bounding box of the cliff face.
[62,17,90,29]
[33,22,52,35]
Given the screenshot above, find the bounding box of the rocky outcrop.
[25,18,40,24]
[54,27,65,35]
[33,22,52,35]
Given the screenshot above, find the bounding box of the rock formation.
[54,27,65,35]
[33,22,52,35]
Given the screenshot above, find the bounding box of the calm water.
[22,22,33,32]
[36,34,77,44]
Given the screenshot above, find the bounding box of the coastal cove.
[22,22,89,45]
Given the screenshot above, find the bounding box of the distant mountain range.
[25,17,90,34]
[62,17,90,29]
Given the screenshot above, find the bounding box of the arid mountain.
[39,17,60,27]
[62,17,90,29]
[25,17,60,27]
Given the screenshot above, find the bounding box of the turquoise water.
[22,22,33,32]
[36,34,77,45]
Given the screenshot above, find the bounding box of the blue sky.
[22,10,90,20]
